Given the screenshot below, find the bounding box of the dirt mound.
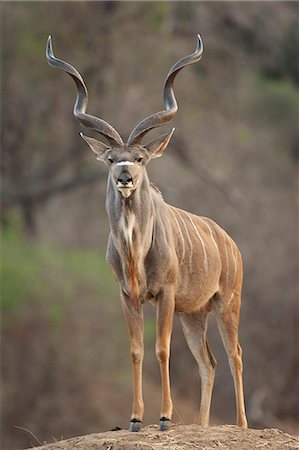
[32,424,298,450]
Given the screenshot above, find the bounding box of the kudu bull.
[46,34,247,431]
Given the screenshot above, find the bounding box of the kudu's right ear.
[144,128,175,159]
[80,133,110,161]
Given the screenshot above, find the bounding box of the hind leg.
[214,292,247,428]
[179,311,216,427]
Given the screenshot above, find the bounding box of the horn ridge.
[46,36,123,146]
[127,34,203,146]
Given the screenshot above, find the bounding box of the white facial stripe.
[116,161,135,166]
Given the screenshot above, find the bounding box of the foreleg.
[121,291,144,432]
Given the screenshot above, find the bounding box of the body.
[47,33,248,432]
[107,174,230,311]
[106,167,247,430]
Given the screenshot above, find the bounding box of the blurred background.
[1,2,298,449]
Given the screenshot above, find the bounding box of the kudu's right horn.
[127,34,203,146]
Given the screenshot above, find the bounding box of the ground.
[31,424,299,450]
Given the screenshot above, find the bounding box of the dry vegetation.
[1,2,298,449]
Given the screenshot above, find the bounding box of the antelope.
[46,34,248,432]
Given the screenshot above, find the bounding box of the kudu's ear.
[145,128,175,159]
[80,133,109,160]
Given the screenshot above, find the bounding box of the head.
[80,129,174,198]
[46,35,203,198]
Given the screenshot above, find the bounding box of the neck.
[106,169,154,250]
[106,169,155,307]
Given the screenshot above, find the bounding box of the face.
[81,129,174,198]
[105,147,147,198]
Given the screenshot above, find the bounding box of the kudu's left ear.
[145,128,175,159]
[80,133,110,160]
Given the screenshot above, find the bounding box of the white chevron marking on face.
[116,161,135,166]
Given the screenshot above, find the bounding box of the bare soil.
[32,424,299,450]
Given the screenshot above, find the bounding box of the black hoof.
[129,419,142,432]
[159,417,171,431]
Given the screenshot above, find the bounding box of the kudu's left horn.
[46,36,123,147]
[127,34,203,146]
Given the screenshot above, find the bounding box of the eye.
[107,157,114,164]
[136,156,143,164]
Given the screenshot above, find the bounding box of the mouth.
[116,182,134,198]
[117,181,134,189]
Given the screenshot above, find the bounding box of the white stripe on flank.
[186,212,208,272]
[221,229,229,288]
[169,208,186,262]
[203,219,218,251]
[229,239,237,287]
[176,210,193,271]
[116,161,135,166]
[228,291,235,305]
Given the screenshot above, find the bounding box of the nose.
[117,172,133,186]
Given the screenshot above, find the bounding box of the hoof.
[159,417,171,431]
[129,419,142,432]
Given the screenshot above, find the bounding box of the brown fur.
[47,33,247,431]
